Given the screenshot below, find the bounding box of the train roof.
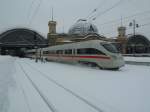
[43,40,109,51]
[26,40,115,52]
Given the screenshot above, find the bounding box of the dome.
[68,19,98,35]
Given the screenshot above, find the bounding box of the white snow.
[0,56,150,112]
[0,56,16,112]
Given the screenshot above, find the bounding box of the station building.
[0,19,150,56]
[47,19,107,45]
[47,19,150,54]
[114,26,150,54]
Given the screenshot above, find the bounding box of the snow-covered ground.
[0,56,150,112]
[0,56,16,112]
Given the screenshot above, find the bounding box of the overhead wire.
[139,22,150,27]
[86,0,106,19]
[27,0,35,24]
[95,10,150,36]
[100,20,150,38]
[98,9,150,26]
[85,0,150,36]
[91,0,124,21]
[28,0,42,27]
[97,16,150,31]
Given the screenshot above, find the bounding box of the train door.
[58,50,63,61]
[72,49,77,63]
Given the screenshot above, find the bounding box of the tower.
[48,21,57,34]
[47,20,57,45]
[47,7,58,46]
[117,26,126,38]
[116,26,127,54]
[47,20,57,46]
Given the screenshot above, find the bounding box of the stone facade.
[47,20,106,46]
[115,26,127,54]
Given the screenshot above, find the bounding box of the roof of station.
[0,28,47,47]
[127,34,150,46]
[68,19,98,36]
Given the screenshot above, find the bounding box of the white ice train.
[26,40,125,69]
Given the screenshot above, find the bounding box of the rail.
[24,62,104,112]
[18,63,58,112]
[123,54,150,57]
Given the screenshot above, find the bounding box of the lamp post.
[34,32,38,62]
[129,20,139,37]
[129,20,139,54]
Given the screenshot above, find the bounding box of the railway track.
[18,61,104,112]
[18,63,58,112]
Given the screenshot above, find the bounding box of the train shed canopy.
[0,28,47,48]
[126,34,150,53]
[0,28,48,56]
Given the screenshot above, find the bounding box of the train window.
[56,50,63,54]
[87,48,106,55]
[50,51,56,54]
[28,52,33,54]
[102,43,119,53]
[77,48,106,55]
[60,50,63,54]
[73,49,76,54]
[65,49,72,54]
[56,50,59,54]
[77,49,86,54]
[48,51,51,54]
[48,50,55,54]
[43,51,49,54]
[30,51,36,54]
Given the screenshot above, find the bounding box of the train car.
[26,40,125,69]
[25,48,42,59]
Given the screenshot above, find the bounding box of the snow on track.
[13,61,52,112]
[0,56,15,112]
[1,56,150,112]
[18,63,58,112]
[20,58,150,112]
[23,61,103,112]
[17,60,102,112]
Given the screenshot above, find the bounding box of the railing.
[123,53,150,57]
[125,61,150,66]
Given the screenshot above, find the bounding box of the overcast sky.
[0,0,150,39]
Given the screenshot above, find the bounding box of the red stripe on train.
[44,55,110,60]
[73,55,110,59]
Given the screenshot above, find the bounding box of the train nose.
[115,56,125,67]
[110,54,125,68]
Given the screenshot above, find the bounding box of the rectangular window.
[43,51,49,54]
[56,50,63,54]
[77,48,106,55]
[65,49,72,54]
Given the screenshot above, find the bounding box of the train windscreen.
[101,43,119,53]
